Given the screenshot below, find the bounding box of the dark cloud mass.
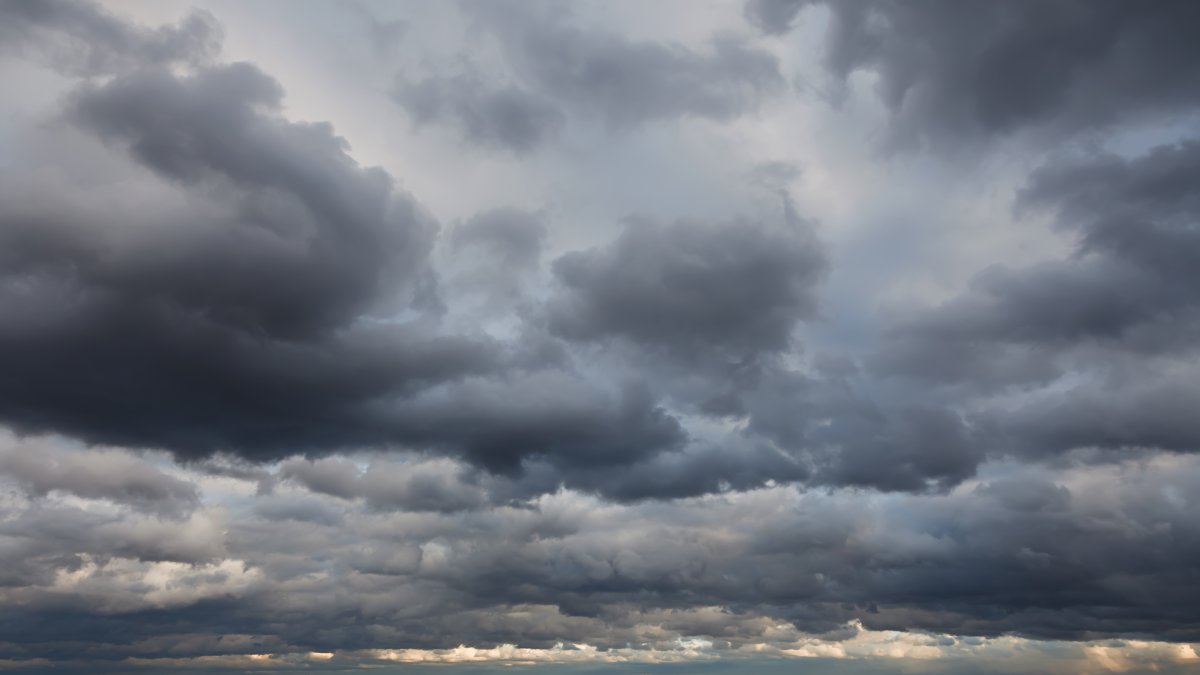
[0,59,493,460]
[65,63,435,338]
[548,214,825,365]
[872,140,1200,465]
[0,31,683,474]
[747,0,1200,144]
[2,0,1200,671]
[4,451,1200,662]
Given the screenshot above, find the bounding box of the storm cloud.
[2,0,1200,672]
[871,139,1200,467]
[0,40,684,475]
[548,213,825,366]
[747,0,1200,145]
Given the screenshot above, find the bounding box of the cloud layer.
[1,0,1199,671]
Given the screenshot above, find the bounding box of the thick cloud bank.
[746,0,1200,145]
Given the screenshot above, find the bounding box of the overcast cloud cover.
[0,0,1199,673]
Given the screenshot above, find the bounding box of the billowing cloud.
[3,448,1200,665]
[747,0,1200,145]
[548,213,825,367]
[2,0,1200,671]
[871,140,1200,467]
[0,14,685,476]
[0,435,198,515]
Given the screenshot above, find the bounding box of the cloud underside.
[3,438,1200,662]
[2,0,1200,668]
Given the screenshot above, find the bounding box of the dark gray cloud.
[985,367,1200,461]
[868,139,1200,476]
[190,454,277,495]
[812,405,979,492]
[875,140,1200,384]
[63,63,438,338]
[551,439,809,502]
[0,17,687,479]
[0,58,493,456]
[538,207,984,494]
[747,0,1200,145]
[4,455,1200,663]
[548,214,825,367]
[6,0,1200,668]
[385,375,685,474]
[0,0,221,76]
[735,368,982,493]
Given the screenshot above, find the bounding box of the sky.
[1,0,1199,672]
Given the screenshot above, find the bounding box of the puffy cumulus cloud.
[534,208,952,497]
[0,434,198,515]
[61,62,438,338]
[0,493,230,595]
[0,0,975,510]
[278,456,489,513]
[8,556,262,615]
[747,0,1200,145]
[548,213,825,367]
[0,56,486,460]
[0,1,693,481]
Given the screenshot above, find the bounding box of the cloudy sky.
[1,0,1200,672]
